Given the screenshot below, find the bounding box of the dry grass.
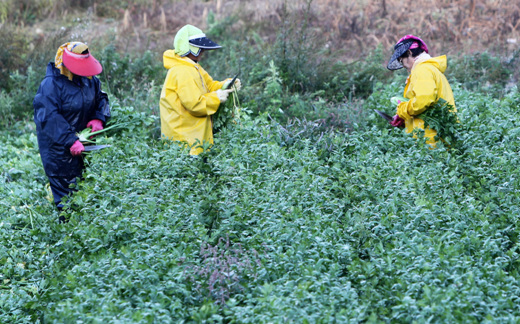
[107,0,519,58]
[10,0,520,61]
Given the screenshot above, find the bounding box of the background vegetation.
[1,0,519,129]
[1,0,520,322]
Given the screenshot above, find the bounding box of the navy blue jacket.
[34,62,110,177]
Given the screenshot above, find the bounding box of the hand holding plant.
[86,119,104,133]
[70,140,85,156]
[216,89,233,103]
[391,114,405,128]
[223,78,241,91]
[213,85,246,132]
[76,122,124,144]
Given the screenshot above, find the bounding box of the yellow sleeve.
[199,66,226,92]
[397,67,437,119]
[172,67,221,117]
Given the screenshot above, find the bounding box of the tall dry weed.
[134,0,519,59]
[7,0,513,60]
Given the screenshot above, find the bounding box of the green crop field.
[2,80,520,322]
[2,0,520,322]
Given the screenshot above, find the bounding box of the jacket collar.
[411,53,432,71]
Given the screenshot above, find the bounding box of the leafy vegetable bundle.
[213,87,248,132]
[76,123,122,145]
[390,95,460,146]
[419,98,460,145]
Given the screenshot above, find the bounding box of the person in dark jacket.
[33,42,110,221]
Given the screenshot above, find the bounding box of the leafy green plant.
[3,84,520,322]
[213,87,248,133]
[321,44,395,101]
[0,66,42,130]
[447,52,512,96]
[262,60,284,118]
[419,98,460,146]
[96,45,164,98]
[0,25,29,91]
[3,6,520,321]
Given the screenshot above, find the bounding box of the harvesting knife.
[223,73,239,90]
[374,109,393,122]
[83,144,112,152]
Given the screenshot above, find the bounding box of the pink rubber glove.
[86,119,104,133]
[390,115,405,128]
[70,140,85,156]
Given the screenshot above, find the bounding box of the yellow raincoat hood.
[159,50,226,155]
[163,49,191,69]
[396,55,456,146]
[412,54,447,73]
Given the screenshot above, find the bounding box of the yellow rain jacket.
[160,50,226,155]
[396,55,456,146]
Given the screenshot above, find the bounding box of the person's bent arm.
[177,78,221,117]
[397,69,437,119]
[200,67,227,92]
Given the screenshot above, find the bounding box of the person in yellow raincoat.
[387,35,456,146]
[159,25,241,155]
[159,24,241,155]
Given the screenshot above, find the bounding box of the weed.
[184,235,264,305]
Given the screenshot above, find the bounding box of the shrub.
[0,23,70,129]
[203,5,393,130]
[183,235,264,305]
[0,25,29,91]
[0,66,42,130]
[321,44,395,101]
[96,45,164,98]
[447,51,513,96]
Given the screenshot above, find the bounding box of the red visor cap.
[62,48,103,77]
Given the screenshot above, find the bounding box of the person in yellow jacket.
[387,35,456,146]
[159,24,241,155]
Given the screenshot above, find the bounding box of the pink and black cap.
[387,35,429,70]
